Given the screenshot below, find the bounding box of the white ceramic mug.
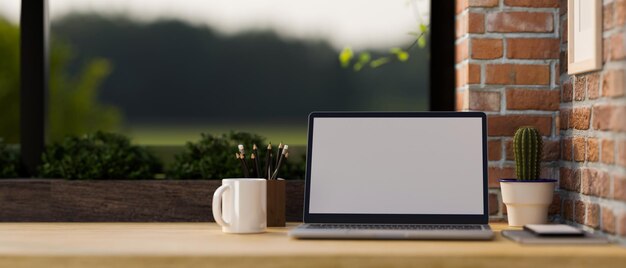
[212,178,267,233]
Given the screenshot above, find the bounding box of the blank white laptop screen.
[309,117,484,215]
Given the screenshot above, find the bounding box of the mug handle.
[212,184,231,227]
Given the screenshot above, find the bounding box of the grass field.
[125,124,308,146]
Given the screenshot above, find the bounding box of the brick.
[593,104,626,132]
[574,75,586,101]
[563,199,574,220]
[602,69,625,98]
[488,115,552,136]
[602,207,616,234]
[608,32,626,61]
[581,169,610,198]
[456,0,468,14]
[618,0,626,26]
[469,0,499,7]
[562,137,572,161]
[559,167,580,192]
[469,90,501,111]
[504,0,559,7]
[586,73,600,99]
[543,140,560,161]
[489,193,499,215]
[619,141,626,167]
[486,12,554,33]
[614,174,626,202]
[559,108,571,130]
[469,12,485,33]
[561,80,573,102]
[587,138,599,162]
[586,203,600,228]
[549,193,561,215]
[571,107,591,130]
[507,38,559,59]
[468,64,481,84]
[560,0,567,15]
[471,39,503,59]
[488,166,515,187]
[456,13,467,38]
[506,89,559,111]
[456,91,466,111]
[605,2,615,30]
[488,140,502,161]
[456,63,481,87]
[455,38,468,63]
[485,64,550,85]
[592,105,611,130]
[505,139,559,161]
[619,213,626,236]
[574,200,585,224]
[572,137,586,162]
[601,139,615,164]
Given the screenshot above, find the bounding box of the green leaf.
[339,47,354,68]
[353,52,371,71]
[390,48,409,62]
[370,57,390,68]
[418,36,427,48]
[420,24,428,33]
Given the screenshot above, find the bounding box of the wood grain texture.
[0,180,305,222]
[267,179,286,227]
[0,223,623,268]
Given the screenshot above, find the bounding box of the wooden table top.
[0,222,624,268]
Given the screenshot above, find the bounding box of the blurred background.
[0,0,430,146]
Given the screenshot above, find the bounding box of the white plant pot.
[500,179,556,227]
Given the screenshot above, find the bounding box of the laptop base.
[288,223,494,240]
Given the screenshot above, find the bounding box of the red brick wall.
[456,0,626,242]
[455,0,562,221]
[559,0,626,240]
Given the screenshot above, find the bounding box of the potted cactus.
[499,127,556,226]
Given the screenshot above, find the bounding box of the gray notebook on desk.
[502,230,610,245]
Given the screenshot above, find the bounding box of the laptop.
[288,112,494,240]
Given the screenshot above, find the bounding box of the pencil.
[236,153,249,178]
[238,144,250,177]
[252,144,261,178]
[276,142,284,167]
[251,152,261,178]
[271,145,288,180]
[265,143,273,180]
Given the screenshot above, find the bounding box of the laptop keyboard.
[306,224,482,231]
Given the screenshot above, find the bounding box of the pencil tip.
[267,143,272,149]
[238,144,244,150]
[253,144,258,150]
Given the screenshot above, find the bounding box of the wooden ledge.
[0,223,624,268]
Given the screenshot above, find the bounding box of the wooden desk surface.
[0,223,624,268]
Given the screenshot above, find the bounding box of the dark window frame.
[19,0,455,175]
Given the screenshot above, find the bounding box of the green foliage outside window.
[39,131,161,180]
[0,139,21,178]
[169,132,305,180]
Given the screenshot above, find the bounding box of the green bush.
[169,132,305,180]
[39,132,161,179]
[0,139,20,178]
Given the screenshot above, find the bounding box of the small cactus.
[513,127,542,180]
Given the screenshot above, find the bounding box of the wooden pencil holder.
[266,178,286,227]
